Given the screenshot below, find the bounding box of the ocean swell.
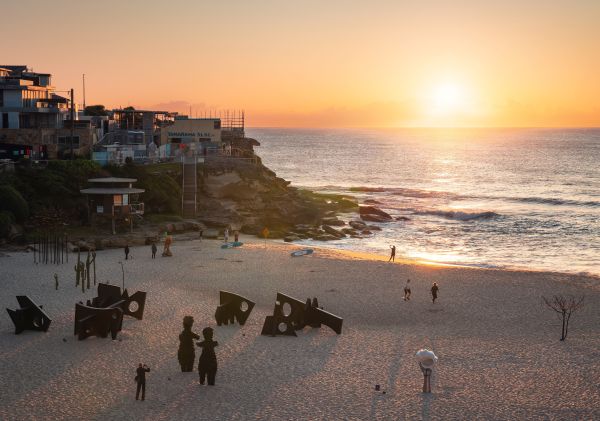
[414,209,500,221]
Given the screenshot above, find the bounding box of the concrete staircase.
[181,156,197,218]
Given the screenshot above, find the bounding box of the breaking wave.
[414,210,500,221]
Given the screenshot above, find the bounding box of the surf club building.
[159,116,221,158]
[80,177,145,234]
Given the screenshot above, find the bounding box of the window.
[96,205,104,214]
[113,195,122,206]
[57,136,80,147]
[214,120,221,130]
[2,113,8,128]
[0,90,3,107]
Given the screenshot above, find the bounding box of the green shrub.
[0,211,15,238]
[0,185,29,222]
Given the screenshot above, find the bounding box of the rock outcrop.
[359,205,393,222]
[196,158,357,238]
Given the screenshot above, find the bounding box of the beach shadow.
[420,392,435,420]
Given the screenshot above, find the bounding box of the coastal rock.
[361,229,373,235]
[284,235,300,242]
[360,214,392,223]
[312,234,338,241]
[359,206,392,221]
[364,199,383,205]
[366,225,382,231]
[341,228,359,236]
[293,224,313,233]
[349,220,367,230]
[203,228,220,239]
[321,217,345,226]
[395,216,411,221]
[322,225,345,238]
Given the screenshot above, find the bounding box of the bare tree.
[542,295,585,341]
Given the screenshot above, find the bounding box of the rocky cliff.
[196,156,356,238]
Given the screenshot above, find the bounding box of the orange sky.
[2,0,599,127]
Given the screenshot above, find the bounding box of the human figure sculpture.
[74,262,81,286]
[91,251,97,285]
[163,234,173,257]
[54,273,59,290]
[178,316,200,372]
[85,251,92,289]
[197,327,218,385]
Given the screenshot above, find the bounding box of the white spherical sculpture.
[415,349,438,369]
[415,349,437,393]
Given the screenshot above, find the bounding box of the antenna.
[82,74,86,109]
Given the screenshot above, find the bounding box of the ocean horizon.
[248,127,600,276]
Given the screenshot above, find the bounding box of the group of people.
[403,278,439,303]
[223,227,240,243]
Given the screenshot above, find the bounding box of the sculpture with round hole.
[6,296,52,334]
[215,291,255,326]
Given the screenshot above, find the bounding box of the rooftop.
[87,177,138,183]
[80,187,145,195]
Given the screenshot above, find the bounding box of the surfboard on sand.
[221,241,243,249]
[291,248,314,257]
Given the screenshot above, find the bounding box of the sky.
[2,0,599,127]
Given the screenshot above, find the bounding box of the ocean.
[247,128,600,276]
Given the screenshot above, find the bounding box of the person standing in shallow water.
[388,245,396,262]
[135,363,150,400]
[431,282,439,303]
[197,327,218,385]
[125,245,130,260]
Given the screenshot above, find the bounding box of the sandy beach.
[1,235,599,421]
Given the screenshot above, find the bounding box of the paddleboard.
[291,248,314,257]
[221,241,243,249]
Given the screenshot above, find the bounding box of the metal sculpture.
[261,292,343,336]
[73,283,147,340]
[74,302,123,340]
[90,283,147,320]
[214,291,255,326]
[6,296,52,334]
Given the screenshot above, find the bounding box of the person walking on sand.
[199,229,203,242]
[135,363,150,401]
[224,228,229,243]
[431,282,439,304]
[151,243,157,259]
[404,279,411,301]
[388,245,396,262]
[234,230,239,242]
[124,245,130,260]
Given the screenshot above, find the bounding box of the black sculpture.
[90,283,147,320]
[6,296,52,334]
[215,291,255,326]
[178,316,200,372]
[197,327,218,386]
[261,292,343,336]
[74,303,123,340]
[73,283,147,340]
